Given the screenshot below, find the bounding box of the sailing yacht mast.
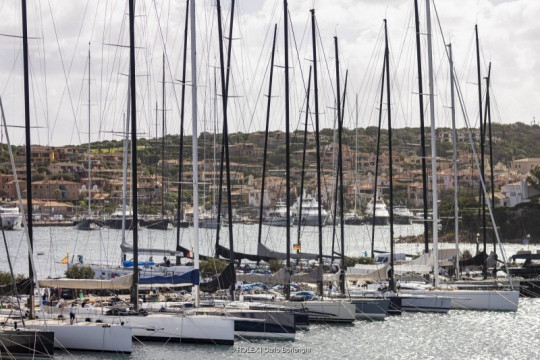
[283,0,291,300]
[370,51,386,258]
[161,53,166,218]
[175,0,189,265]
[21,0,35,318]
[485,63,496,269]
[310,8,324,297]
[334,37,346,294]
[257,24,277,247]
[383,20,396,288]
[413,0,429,253]
[128,0,139,309]
[448,43,459,279]
[354,94,358,216]
[475,25,488,278]
[87,44,92,217]
[296,68,312,263]
[215,0,236,299]
[190,0,200,307]
[426,0,439,287]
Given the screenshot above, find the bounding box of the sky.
[0,0,538,147]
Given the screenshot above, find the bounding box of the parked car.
[292,290,319,301]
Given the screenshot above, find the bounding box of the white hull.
[399,295,451,313]
[348,290,451,313]
[37,307,235,344]
[402,289,520,311]
[283,300,356,323]
[25,320,132,353]
[107,313,235,344]
[0,213,22,230]
[234,330,295,340]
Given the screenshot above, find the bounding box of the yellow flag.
[61,256,68,264]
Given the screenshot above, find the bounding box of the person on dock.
[69,303,76,325]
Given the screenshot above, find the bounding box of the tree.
[199,258,228,277]
[0,271,25,285]
[268,259,283,273]
[527,166,540,192]
[65,265,95,279]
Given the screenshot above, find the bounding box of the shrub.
[0,271,25,285]
[199,258,228,276]
[65,265,95,279]
[268,259,283,273]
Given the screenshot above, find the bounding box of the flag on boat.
[60,256,68,264]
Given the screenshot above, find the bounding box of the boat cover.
[39,274,133,290]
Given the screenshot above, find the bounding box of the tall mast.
[414,0,429,253]
[88,43,92,217]
[175,0,189,265]
[190,0,200,307]
[426,0,439,287]
[485,63,496,272]
[448,43,459,279]
[1,97,29,324]
[216,0,236,298]
[120,87,130,256]
[310,8,324,297]
[475,24,487,278]
[161,53,166,218]
[283,0,291,300]
[383,20,396,287]
[296,67,312,264]
[371,53,386,259]
[21,0,35,318]
[334,35,346,294]
[257,24,278,247]
[128,0,139,309]
[354,93,358,215]
[215,0,235,259]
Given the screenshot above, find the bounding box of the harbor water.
[1,224,539,359]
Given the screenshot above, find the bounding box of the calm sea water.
[1,224,539,359]
[47,298,540,359]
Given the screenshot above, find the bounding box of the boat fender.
[85,318,91,322]
[96,319,103,323]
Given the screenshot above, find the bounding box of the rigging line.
[99,2,129,140]
[357,27,385,129]
[35,0,51,146]
[46,0,91,145]
[315,20,337,114]
[433,1,513,281]
[289,12,309,95]
[242,16,277,132]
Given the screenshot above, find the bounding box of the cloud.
[0,0,536,146]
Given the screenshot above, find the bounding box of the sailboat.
[274,8,355,323]
[0,98,55,359]
[347,16,451,315]
[75,44,100,231]
[141,55,172,231]
[395,1,519,312]
[0,1,133,352]
[35,0,236,345]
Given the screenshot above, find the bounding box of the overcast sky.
[0,0,538,147]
